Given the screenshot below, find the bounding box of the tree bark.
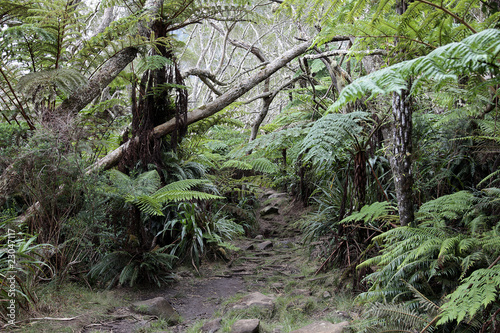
[390,0,415,227]
[390,89,414,226]
[87,39,313,173]
[56,47,138,116]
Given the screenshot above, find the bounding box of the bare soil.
[19,189,318,333]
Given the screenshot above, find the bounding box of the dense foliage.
[0,0,499,331]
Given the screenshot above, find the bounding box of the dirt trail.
[81,189,311,333]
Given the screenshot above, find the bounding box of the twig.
[488,254,500,269]
[314,241,345,276]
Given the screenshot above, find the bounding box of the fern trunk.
[354,150,367,209]
[390,89,414,226]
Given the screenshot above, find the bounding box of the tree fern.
[299,111,371,165]
[330,29,500,112]
[133,178,224,216]
[103,170,223,216]
[231,122,310,159]
[358,188,500,330]
[17,68,88,102]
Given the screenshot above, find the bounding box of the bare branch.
[88,39,314,173]
[304,49,388,60]
[182,68,227,86]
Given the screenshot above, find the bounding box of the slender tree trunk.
[354,150,367,209]
[390,89,414,226]
[250,90,272,141]
[390,0,414,227]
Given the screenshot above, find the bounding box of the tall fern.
[358,188,500,330]
[330,29,500,112]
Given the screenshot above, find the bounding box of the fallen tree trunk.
[88,38,313,173]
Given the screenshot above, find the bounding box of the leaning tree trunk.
[390,89,414,226]
[87,39,313,173]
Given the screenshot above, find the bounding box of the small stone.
[230,319,260,333]
[257,241,273,250]
[260,205,279,216]
[232,292,275,311]
[322,290,332,299]
[255,235,264,240]
[243,243,255,251]
[270,282,284,290]
[131,297,180,323]
[291,288,311,297]
[201,318,222,333]
[289,321,349,333]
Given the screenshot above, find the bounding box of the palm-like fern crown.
[281,0,499,56]
[330,29,500,112]
[102,169,223,217]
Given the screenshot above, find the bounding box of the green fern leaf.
[341,201,398,227]
[221,159,253,170]
[17,68,88,100]
[300,111,371,165]
[437,265,500,326]
[249,158,278,174]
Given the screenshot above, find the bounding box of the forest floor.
[14,189,360,333]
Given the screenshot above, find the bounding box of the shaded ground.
[80,188,312,333]
[18,189,331,333]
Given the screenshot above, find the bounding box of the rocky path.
[81,189,353,333]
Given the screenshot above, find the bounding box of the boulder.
[131,297,180,323]
[230,318,260,333]
[232,292,275,311]
[289,321,349,333]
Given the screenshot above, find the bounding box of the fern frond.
[365,302,430,330]
[406,282,440,313]
[153,190,223,203]
[300,111,371,165]
[249,157,278,174]
[17,68,88,101]
[437,264,500,326]
[341,201,398,228]
[136,55,174,73]
[221,159,253,170]
[231,122,309,159]
[330,29,500,112]
[416,191,473,225]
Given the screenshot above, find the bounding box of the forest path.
[81,189,334,333]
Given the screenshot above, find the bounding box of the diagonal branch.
[87,39,314,173]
